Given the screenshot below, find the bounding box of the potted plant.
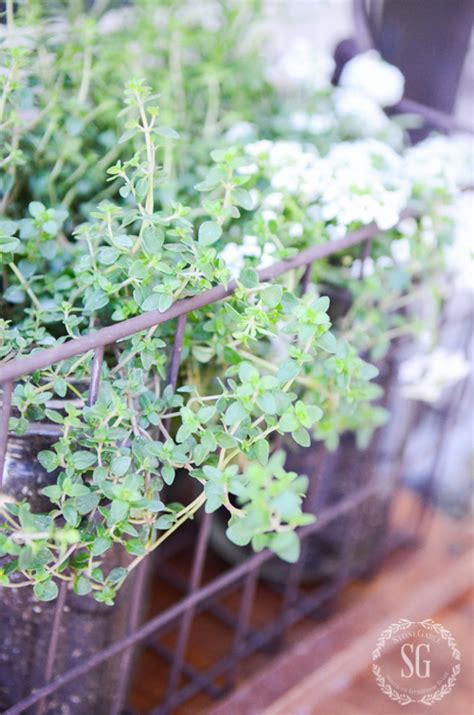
[1,2,471,711]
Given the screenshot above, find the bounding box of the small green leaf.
[271,531,300,563]
[111,456,131,477]
[261,285,282,308]
[158,293,173,313]
[84,289,109,312]
[91,536,112,556]
[198,221,222,246]
[292,427,311,448]
[239,267,259,288]
[72,451,96,471]
[63,503,80,526]
[232,188,254,210]
[74,576,92,596]
[34,579,58,602]
[38,451,59,473]
[224,401,248,426]
[107,567,128,584]
[108,500,129,524]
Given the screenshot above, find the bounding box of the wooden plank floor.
[130,492,473,715]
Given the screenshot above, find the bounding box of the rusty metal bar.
[225,564,260,690]
[353,0,373,51]
[110,560,149,715]
[0,380,13,485]
[0,218,409,385]
[166,314,187,390]
[88,345,104,406]
[160,575,350,713]
[36,581,68,715]
[146,641,225,698]
[395,98,474,135]
[158,511,213,714]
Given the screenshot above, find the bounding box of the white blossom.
[289,222,304,238]
[339,50,405,107]
[98,8,135,34]
[263,192,284,210]
[225,121,255,142]
[237,163,258,176]
[266,39,335,91]
[391,238,411,263]
[333,88,390,136]
[220,235,276,278]
[399,348,470,403]
[445,191,474,292]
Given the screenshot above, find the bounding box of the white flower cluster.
[339,50,405,107]
[403,134,474,196]
[266,38,335,91]
[244,138,410,231]
[350,236,411,278]
[220,234,276,279]
[445,191,474,293]
[398,347,471,403]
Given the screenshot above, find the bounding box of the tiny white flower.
[399,348,471,403]
[350,257,375,278]
[98,8,135,34]
[391,238,411,263]
[289,112,310,131]
[267,39,335,91]
[398,217,418,237]
[262,210,277,223]
[249,189,260,210]
[225,121,254,142]
[263,192,284,210]
[237,163,258,176]
[245,140,272,157]
[289,222,304,238]
[376,255,394,269]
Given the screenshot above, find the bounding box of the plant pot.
[0,426,150,714]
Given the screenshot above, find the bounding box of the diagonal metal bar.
[0,380,13,485]
[0,218,414,384]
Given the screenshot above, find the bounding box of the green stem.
[8,263,42,310]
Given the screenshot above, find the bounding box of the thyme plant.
[0,3,471,603]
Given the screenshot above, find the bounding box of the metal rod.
[110,560,149,715]
[225,565,260,690]
[160,512,212,712]
[166,314,187,390]
[0,380,13,485]
[36,581,68,715]
[88,345,104,406]
[146,641,225,698]
[0,217,415,384]
[353,0,374,51]
[395,98,474,135]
